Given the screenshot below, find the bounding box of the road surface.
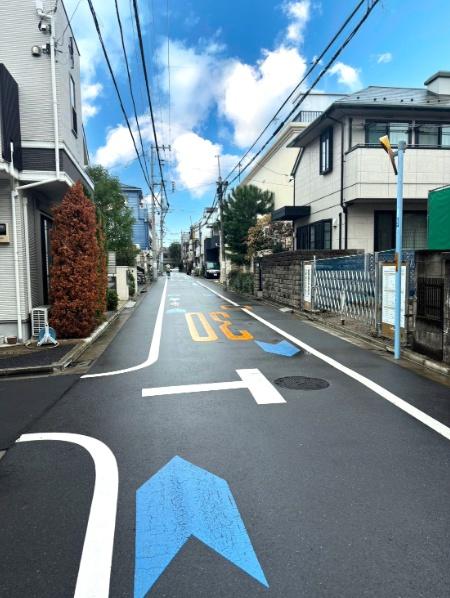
[1,272,450,597]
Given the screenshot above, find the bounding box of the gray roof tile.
[336,86,450,108]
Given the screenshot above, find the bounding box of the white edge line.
[242,308,450,441]
[82,277,168,379]
[199,280,450,441]
[17,433,119,598]
[197,281,240,306]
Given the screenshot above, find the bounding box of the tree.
[247,214,293,259]
[222,185,274,265]
[168,242,181,264]
[49,182,99,338]
[87,165,138,266]
[96,210,108,322]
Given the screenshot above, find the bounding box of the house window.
[374,210,427,251]
[70,75,78,136]
[416,123,450,146]
[320,128,333,174]
[366,121,410,145]
[297,220,332,250]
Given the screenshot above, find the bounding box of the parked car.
[205,262,220,279]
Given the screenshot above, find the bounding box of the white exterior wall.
[0,0,85,167]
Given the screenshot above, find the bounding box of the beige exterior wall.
[293,114,450,251]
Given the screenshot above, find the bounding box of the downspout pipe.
[22,197,33,314]
[329,116,346,249]
[10,143,23,342]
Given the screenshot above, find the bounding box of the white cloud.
[172,132,239,196]
[219,46,307,147]
[81,83,103,121]
[283,1,311,44]
[94,123,137,169]
[377,52,393,64]
[63,0,138,122]
[328,62,361,90]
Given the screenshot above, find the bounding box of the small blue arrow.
[134,456,268,596]
[255,339,301,357]
[165,308,186,314]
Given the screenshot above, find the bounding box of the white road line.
[17,433,118,598]
[197,281,240,306]
[142,369,286,405]
[82,277,168,378]
[199,281,450,441]
[237,369,286,404]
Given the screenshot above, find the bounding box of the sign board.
[381,263,407,338]
[303,263,313,310]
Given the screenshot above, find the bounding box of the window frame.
[296,219,332,250]
[415,121,450,147]
[365,120,412,146]
[319,127,333,175]
[69,75,78,137]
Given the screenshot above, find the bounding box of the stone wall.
[254,250,359,309]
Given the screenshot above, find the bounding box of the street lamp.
[379,135,407,360]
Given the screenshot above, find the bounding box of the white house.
[287,72,450,252]
[0,0,92,341]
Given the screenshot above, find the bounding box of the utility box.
[428,186,450,249]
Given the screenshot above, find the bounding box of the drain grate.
[274,376,329,390]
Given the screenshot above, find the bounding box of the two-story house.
[286,72,450,252]
[0,0,92,341]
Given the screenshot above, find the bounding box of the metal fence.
[417,277,444,323]
[305,251,417,331]
[313,254,377,326]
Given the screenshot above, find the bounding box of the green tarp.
[428,186,450,250]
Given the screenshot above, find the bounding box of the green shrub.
[228,271,254,294]
[107,289,119,311]
[127,270,136,297]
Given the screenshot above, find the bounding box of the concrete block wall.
[254,250,358,309]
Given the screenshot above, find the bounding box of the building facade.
[0,0,92,340]
[288,73,450,252]
[120,184,150,251]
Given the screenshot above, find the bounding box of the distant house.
[120,184,150,251]
[287,72,450,252]
[0,0,93,340]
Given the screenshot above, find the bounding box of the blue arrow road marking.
[255,339,301,357]
[165,308,186,314]
[134,456,268,597]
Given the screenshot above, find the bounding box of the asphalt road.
[1,272,450,598]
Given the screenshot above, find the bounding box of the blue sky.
[65,0,450,245]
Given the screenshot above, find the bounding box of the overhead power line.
[114,0,154,202]
[132,0,170,209]
[86,0,152,190]
[225,0,380,186]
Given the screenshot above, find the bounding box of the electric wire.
[132,0,170,209]
[57,0,83,44]
[225,0,376,185]
[114,0,158,206]
[86,0,152,191]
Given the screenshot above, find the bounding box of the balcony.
[344,145,450,203]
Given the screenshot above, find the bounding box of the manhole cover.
[274,376,329,390]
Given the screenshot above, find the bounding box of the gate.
[414,277,444,360]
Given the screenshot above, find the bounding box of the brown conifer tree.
[49,182,99,338]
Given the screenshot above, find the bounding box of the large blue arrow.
[255,339,301,357]
[134,456,268,596]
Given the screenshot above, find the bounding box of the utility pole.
[150,144,158,280]
[217,173,228,286]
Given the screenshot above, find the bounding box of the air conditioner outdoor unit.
[31,306,49,337]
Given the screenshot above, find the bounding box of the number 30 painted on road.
[185,312,253,342]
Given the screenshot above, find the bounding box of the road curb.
[0,287,153,378]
